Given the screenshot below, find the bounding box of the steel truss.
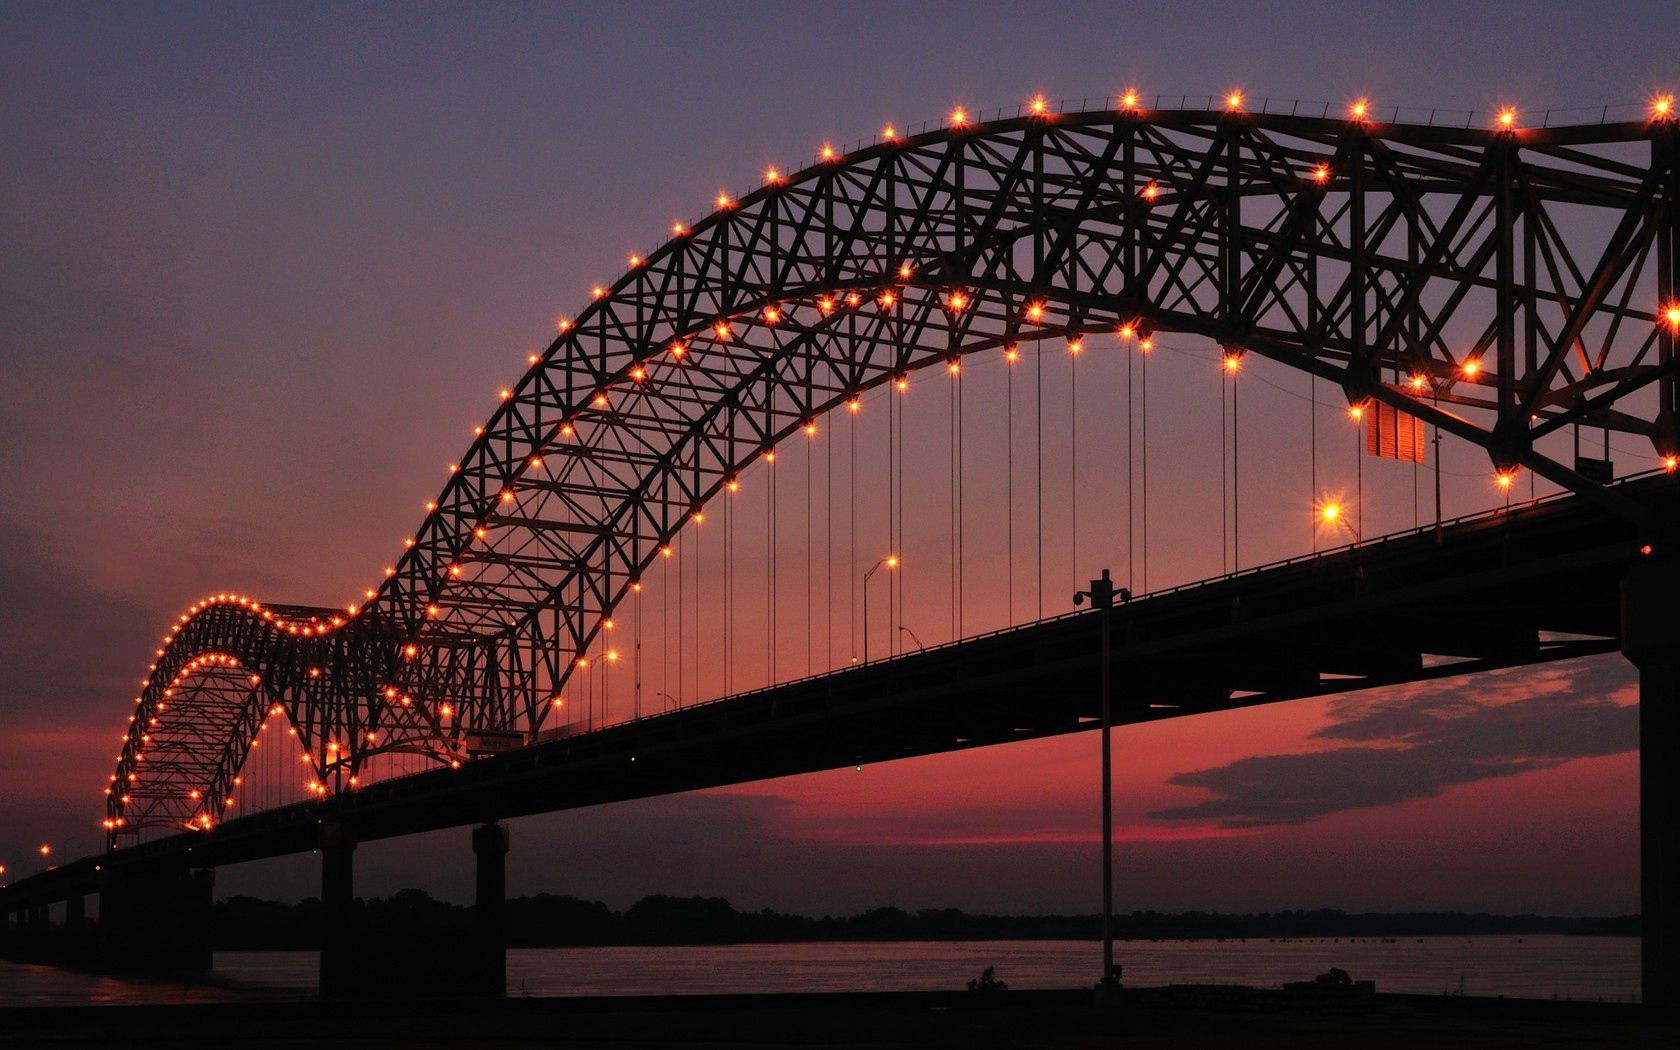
[108,106,1679,847]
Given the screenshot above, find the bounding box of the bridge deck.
[5,476,1671,905]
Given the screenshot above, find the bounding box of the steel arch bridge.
[108,99,1680,848]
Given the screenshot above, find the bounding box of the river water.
[0,936,1640,1007]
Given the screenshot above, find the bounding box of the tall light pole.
[1074,568,1128,1005]
[861,555,897,663]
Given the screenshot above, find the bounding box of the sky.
[0,0,1670,915]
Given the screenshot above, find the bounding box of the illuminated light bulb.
[693,511,704,523]
[765,165,782,183]
[575,656,589,668]
[1408,374,1428,392]
[426,604,441,618]
[716,191,733,209]
[1312,163,1330,183]
[950,107,969,127]
[660,545,673,558]
[529,455,543,468]
[364,588,376,599]
[820,144,837,161]
[670,340,687,358]
[885,554,899,568]
[1118,323,1135,339]
[474,527,488,539]
[945,290,969,312]
[1030,94,1048,115]
[763,306,781,324]
[727,478,740,493]
[1462,359,1482,378]
[848,396,861,413]
[448,463,459,473]
[403,644,418,658]
[606,649,619,663]
[672,222,687,236]
[898,262,913,279]
[1005,345,1020,363]
[948,359,961,374]
[556,317,572,333]
[628,255,643,269]
[1496,469,1517,490]
[591,285,607,299]
[882,124,897,140]
[765,450,776,463]
[1222,352,1241,373]
[846,292,861,307]
[631,581,641,593]
[425,500,437,511]
[1225,90,1244,111]
[1665,455,1679,473]
[879,290,896,308]
[895,376,909,392]
[714,320,732,340]
[1141,182,1160,202]
[1068,339,1084,355]
[499,489,515,503]
[1664,304,1680,328]
[1497,107,1517,129]
[1654,95,1676,120]
[1027,302,1045,321]
[594,393,609,407]
[818,295,835,314]
[804,421,817,437]
[630,365,646,382]
[1120,89,1140,110]
[1321,503,1342,523]
[1349,98,1369,120]
[1349,404,1364,421]
[1140,337,1154,352]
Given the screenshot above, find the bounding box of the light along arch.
[110,96,1680,847]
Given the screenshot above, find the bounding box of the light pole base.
[1093,975,1123,1010]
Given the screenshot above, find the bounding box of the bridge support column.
[319,823,356,998]
[64,894,86,967]
[1624,558,1680,1012]
[472,822,509,998]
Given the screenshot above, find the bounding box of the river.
[0,936,1639,1007]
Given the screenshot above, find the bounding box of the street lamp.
[1074,568,1130,1005]
[899,626,927,651]
[861,555,898,663]
[1317,500,1361,545]
[655,691,679,712]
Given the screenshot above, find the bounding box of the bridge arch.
[110,103,1677,841]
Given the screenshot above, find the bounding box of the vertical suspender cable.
[1007,348,1015,622]
[1036,342,1044,619]
[769,451,776,688]
[1070,343,1078,593]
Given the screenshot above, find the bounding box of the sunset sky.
[1,1,1670,916]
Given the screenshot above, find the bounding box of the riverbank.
[0,987,1671,1049]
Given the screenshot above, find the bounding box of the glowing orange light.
[950,107,969,127]
[630,365,646,382]
[1497,107,1517,129]
[1320,503,1342,523]
[1408,373,1428,392]
[403,644,418,658]
[38,844,50,857]
[1118,323,1135,339]
[591,285,606,299]
[1665,455,1679,473]
[1312,163,1330,183]
[885,554,899,568]
[556,317,572,332]
[895,376,909,392]
[820,144,837,161]
[1141,182,1160,202]
[1222,352,1241,373]
[848,396,861,413]
[727,478,740,493]
[765,165,783,183]
[714,320,732,341]
[882,124,898,140]
[1225,90,1244,111]
[763,306,782,324]
[1496,469,1517,490]
[1654,95,1676,120]
[804,421,817,436]
[846,292,861,307]
[898,262,913,279]
[716,191,732,209]
[1462,359,1482,378]
[1120,89,1140,110]
[1349,98,1370,120]
[628,254,642,269]
[1139,337,1153,352]
[879,290,896,308]
[1030,95,1048,115]
[672,222,687,236]
[945,290,969,312]
[1005,345,1020,363]
[1027,302,1045,321]
[818,296,835,314]
[1349,404,1364,421]
[948,359,961,374]
[1068,339,1084,355]
[1664,304,1680,328]
[594,393,609,407]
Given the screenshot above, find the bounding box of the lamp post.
[655,691,678,712]
[861,555,897,663]
[1318,501,1362,545]
[1074,568,1129,1005]
[899,625,927,651]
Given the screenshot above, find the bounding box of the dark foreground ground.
[0,988,1674,1050]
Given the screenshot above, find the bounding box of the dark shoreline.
[213,890,1640,950]
[0,987,1671,1049]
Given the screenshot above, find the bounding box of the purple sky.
[0,1,1670,914]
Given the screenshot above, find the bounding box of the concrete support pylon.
[472,822,509,998]
[319,822,356,998]
[1624,557,1680,1013]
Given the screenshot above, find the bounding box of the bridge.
[3,94,1679,1004]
